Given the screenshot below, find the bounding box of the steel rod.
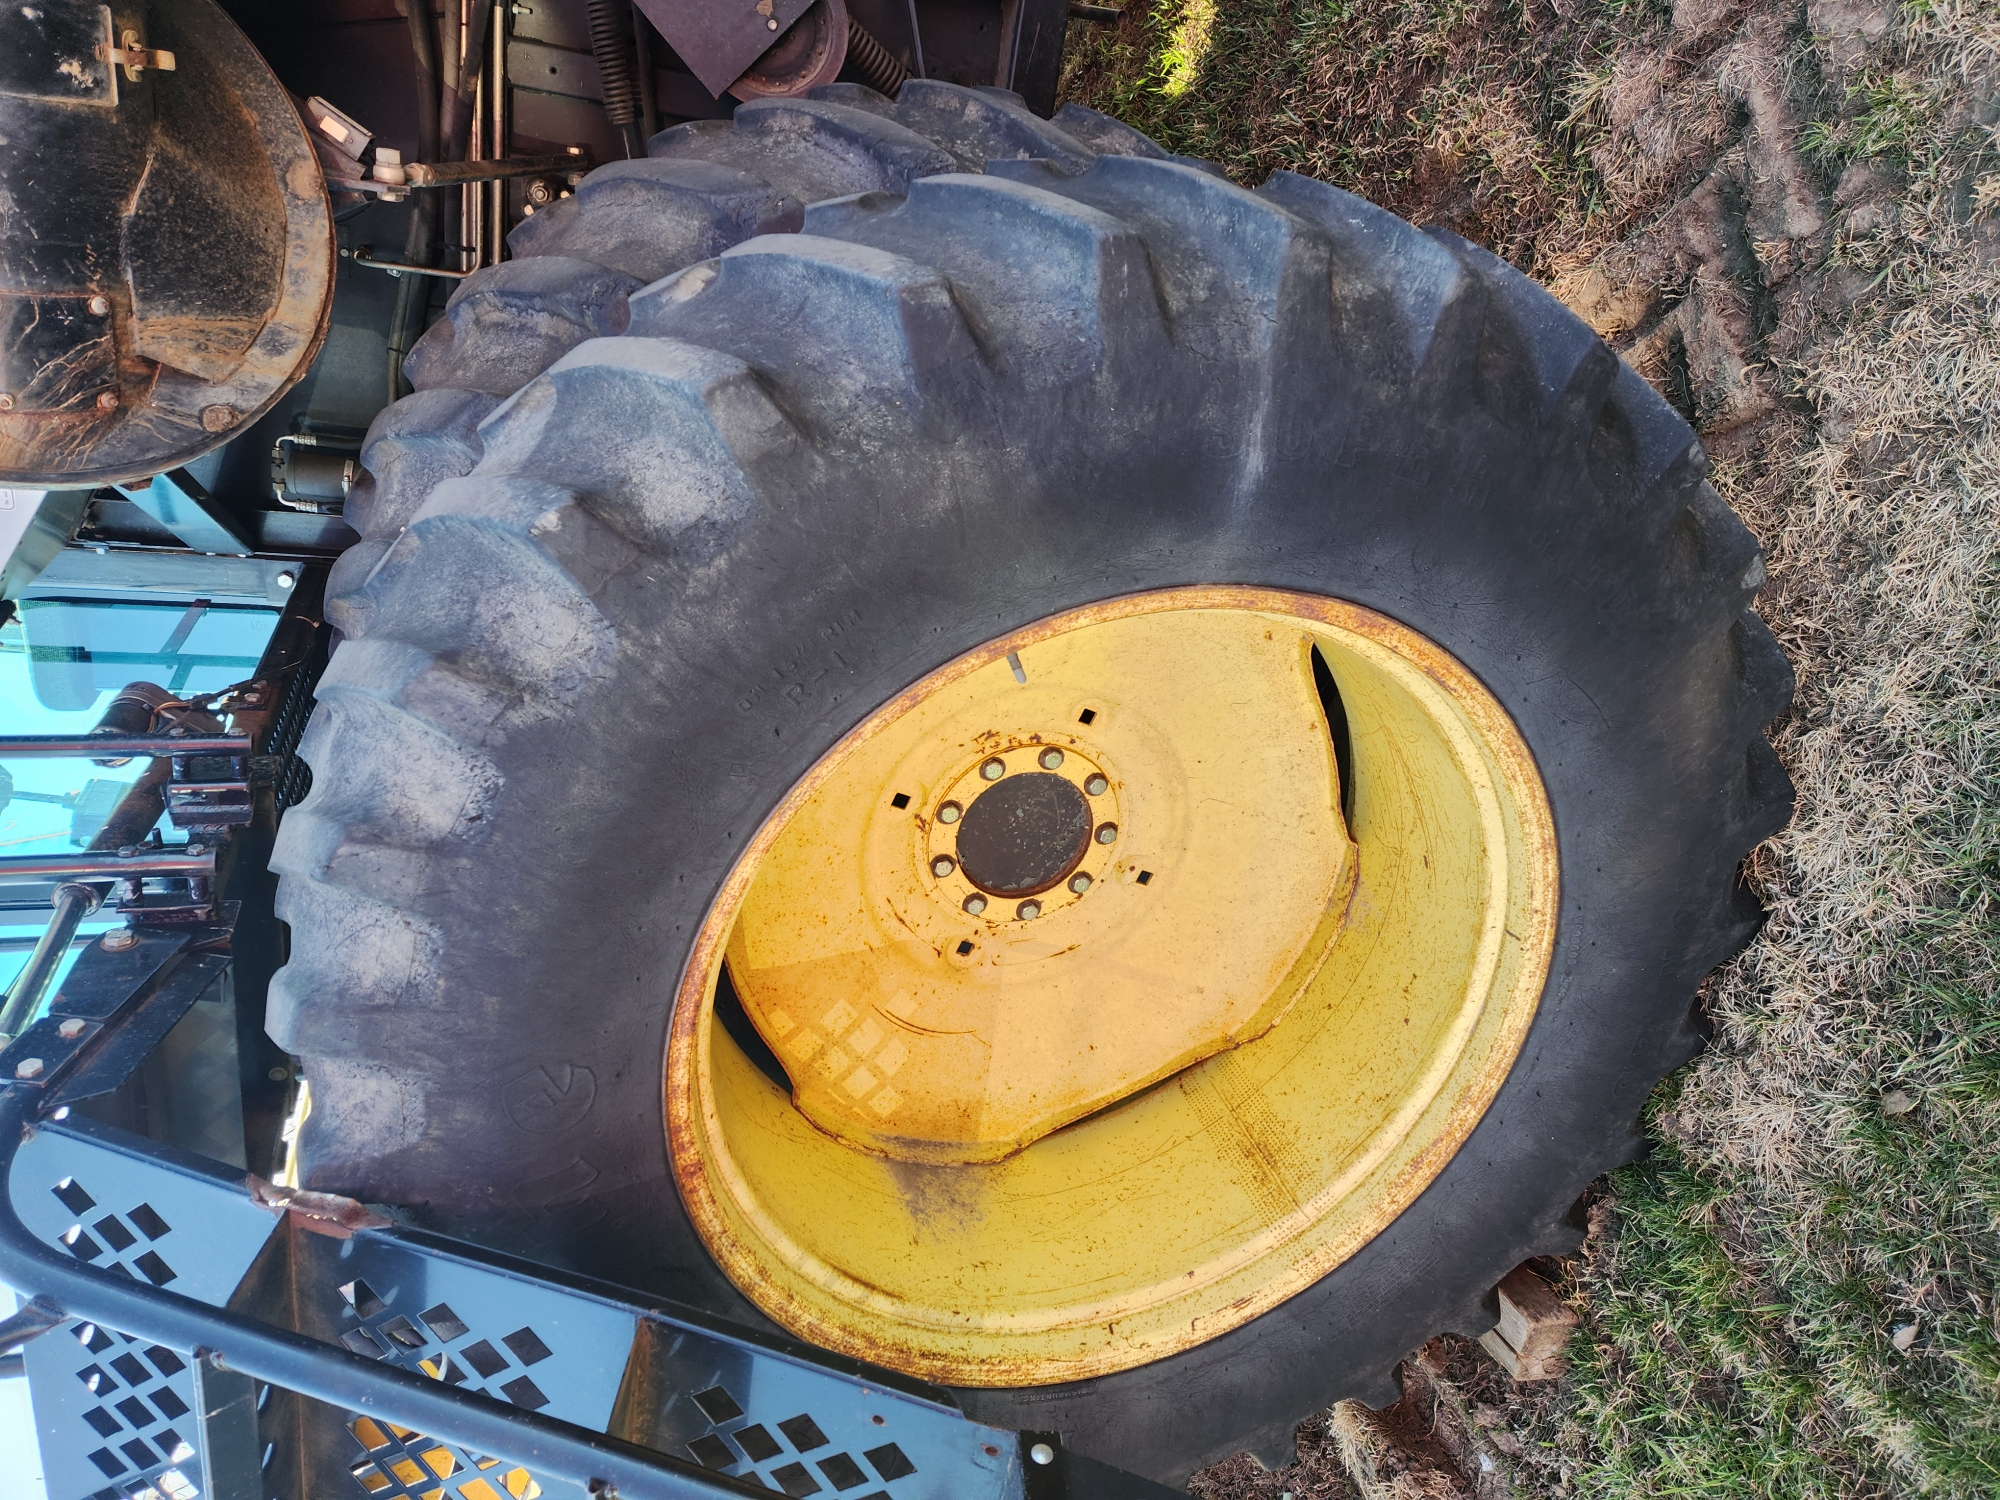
[0,884,101,1041]
[0,734,250,759]
[0,1092,771,1500]
[0,850,214,885]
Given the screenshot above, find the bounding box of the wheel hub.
[667,588,1557,1385]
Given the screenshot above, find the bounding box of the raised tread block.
[1051,102,1173,160]
[888,80,1094,173]
[420,473,640,599]
[628,238,985,422]
[352,387,499,539]
[325,537,394,640]
[474,336,794,546]
[800,173,1163,379]
[1433,229,1623,422]
[1728,610,1793,724]
[287,689,501,849]
[363,515,617,710]
[403,257,639,396]
[265,874,443,1052]
[990,154,1326,350]
[648,98,955,205]
[508,157,804,284]
[1256,171,1468,372]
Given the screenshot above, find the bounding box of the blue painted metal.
[126,473,254,558]
[0,909,1062,1500]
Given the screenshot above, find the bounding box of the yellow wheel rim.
[666,586,1557,1384]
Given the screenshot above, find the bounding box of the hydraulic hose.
[390,0,445,403]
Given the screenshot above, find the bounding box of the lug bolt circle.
[1016,900,1042,921]
[936,801,962,824]
[1084,773,1108,796]
[1069,872,1092,894]
[1038,747,1064,770]
[1095,822,1118,845]
[963,893,987,915]
[980,757,1006,781]
[931,855,957,878]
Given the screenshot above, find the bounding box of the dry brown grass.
[1063,0,2000,1492]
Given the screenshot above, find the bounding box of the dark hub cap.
[954,771,1094,897]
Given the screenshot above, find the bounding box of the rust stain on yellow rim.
[665,586,1558,1386]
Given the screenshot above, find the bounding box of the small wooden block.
[1479,1265,1578,1381]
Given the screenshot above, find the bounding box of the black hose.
[587,0,645,158]
[389,0,444,404]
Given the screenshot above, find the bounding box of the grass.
[1062,0,2000,1494]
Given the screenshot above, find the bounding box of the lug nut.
[931,855,956,878]
[1016,900,1042,921]
[936,801,962,825]
[1069,873,1092,894]
[57,1019,86,1039]
[963,893,987,915]
[1039,747,1064,770]
[1095,823,1118,845]
[1085,773,1108,796]
[0,393,15,411]
[88,295,111,316]
[980,757,1006,781]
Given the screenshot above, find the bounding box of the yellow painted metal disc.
[665,587,1557,1385]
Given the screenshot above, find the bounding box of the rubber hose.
[846,20,908,97]
[390,0,444,403]
[586,0,646,158]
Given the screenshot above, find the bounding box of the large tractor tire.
[274,82,1792,1483]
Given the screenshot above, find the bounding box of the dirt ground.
[1063,0,2000,1494]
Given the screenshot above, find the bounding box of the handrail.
[0,734,252,759]
[0,1082,774,1500]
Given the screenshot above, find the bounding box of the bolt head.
[962,893,987,915]
[57,1018,86,1039]
[0,393,14,411]
[1069,872,1092,894]
[15,1058,44,1080]
[1084,773,1109,796]
[268,1065,290,1082]
[1095,823,1119,845]
[1030,1443,1056,1466]
[88,295,111,316]
[936,801,961,825]
[96,390,119,410]
[1016,900,1041,921]
[1038,747,1064,770]
[201,403,239,432]
[101,928,138,952]
[930,855,956,878]
[276,571,296,589]
[980,757,1005,781]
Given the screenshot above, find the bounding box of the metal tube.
[0,849,214,885]
[0,883,101,1041]
[0,1090,770,1500]
[0,734,250,758]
